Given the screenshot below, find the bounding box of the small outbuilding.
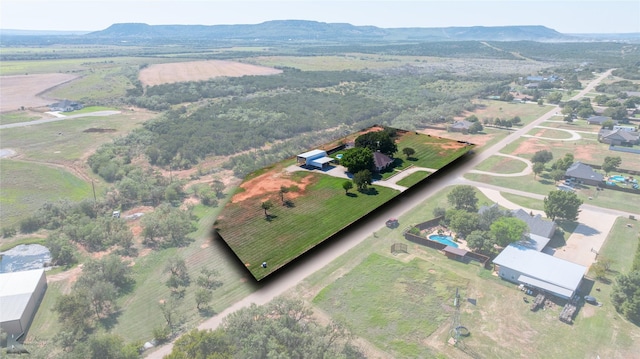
[0,269,47,340]
[297,149,334,170]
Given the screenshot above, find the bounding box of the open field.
[298,190,640,358]
[217,173,401,280]
[0,111,46,125]
[0,73,79,112]
[314,253,465,358]
[472,100,556,125]
[474,155,528,174]
[138,60,283,86]
[0,159,93,227]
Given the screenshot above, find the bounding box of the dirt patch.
[511,138,548,156]
[231,171,315,203]
[83,128,116,133]
[139,60,283,86]
[0,73,79,112]
[47,264,83,294]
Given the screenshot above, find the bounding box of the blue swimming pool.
[610,175,625,182]
[428,234,459,248]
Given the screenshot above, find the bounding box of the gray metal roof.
[493,245,586,298]
[565,162,603,182]
[511,209,556,239]
[0,269,45,322]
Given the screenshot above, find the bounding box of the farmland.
[1,32,639,358]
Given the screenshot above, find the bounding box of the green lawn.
[474,155,528,174]
[314,253,465,358]
[526,127,575,139]
[395,131,474,169]
[500,192,545,211]
[396,171,432,187]
[0,159,93,227]
[0,111,44,125]
[217,174,401,280]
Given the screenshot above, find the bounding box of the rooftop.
[0,269,45,322]
[493,244,586,297]
[511,209,556,239]
[565,162,604,182]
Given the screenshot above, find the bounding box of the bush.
[153,325,171,344]
[2,227,16,238]
[19,216,41,233]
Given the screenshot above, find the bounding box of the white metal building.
[0,269,47,340]
[493,244,587,299]
[296,149,334,170]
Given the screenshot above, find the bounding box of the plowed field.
[138,60,282,86]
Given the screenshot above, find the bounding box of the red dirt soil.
[231,171,315,203]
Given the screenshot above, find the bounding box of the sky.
[1,0,639,34]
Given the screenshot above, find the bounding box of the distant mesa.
[215,125,474,281]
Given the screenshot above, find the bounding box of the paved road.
[146,70,615,358]
[0,110,121,129]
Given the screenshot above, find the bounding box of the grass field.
[314,253,466,358]
[473,100,556,125]
[474,155,528,174]
[500,192,546,211]
[0,159,93,227]
[395,131,474,169]
[0,111,45,125]
[526,127,576,139]
[217,174,401,280]
[396,171,432,187]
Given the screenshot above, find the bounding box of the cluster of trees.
[543,190,583,221]
[129,69,375,110]
[432,186,529,254]
[483,115,521,128]
[561,98,595,121]
[165,297,364,359]
[531,152,575,183]
[141,203,196,248]
[53,255,134,352]
[340,128,399,191]
[462,115,484,133]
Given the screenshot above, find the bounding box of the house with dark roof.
[449,120,473,133]
[585,115,614,126]
[564,162,604,186]
[49,100,83,112]
[598,128,640,146]
[373,151,394,172]
[511,209,557,239]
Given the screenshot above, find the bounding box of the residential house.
[449,120,473,134]
[511,209,557,240]
[49,100,83,112]
[598,128,640,146]
[585,115,614,126]
[564,162,604,186]
[373,151,394,172]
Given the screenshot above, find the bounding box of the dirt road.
[0,110,121,130]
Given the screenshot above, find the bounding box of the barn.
[296,149,334,170]
[0,269,47,340]
[493,244,586,300]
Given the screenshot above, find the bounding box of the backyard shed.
[297,149,334,170]
[0,269,47,340]
[493,244,586,300]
